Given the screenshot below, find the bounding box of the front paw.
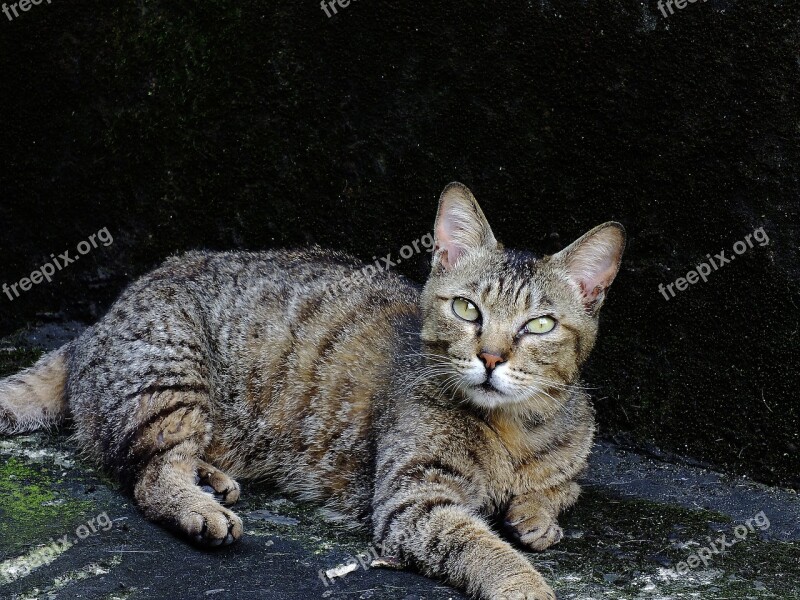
[493,572,557,600]
[505,506,563,552]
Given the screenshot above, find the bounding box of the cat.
[0,183,625,600]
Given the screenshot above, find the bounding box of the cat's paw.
[493,572,557,600]
[181,500,243,548]
[504,506,563,552]
[195,461,241,506]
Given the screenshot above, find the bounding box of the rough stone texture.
[1,430,798,599]
[0,1,797,489]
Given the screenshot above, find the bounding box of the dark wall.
[1,1,798,487]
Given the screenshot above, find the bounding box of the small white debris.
[369,555,404,570]
[325,562,359,580]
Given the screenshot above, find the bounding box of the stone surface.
[1,432,798,600]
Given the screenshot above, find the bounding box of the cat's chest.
[481,415,589,495]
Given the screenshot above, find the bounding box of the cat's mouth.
[457,365,516,408]
[468,375,508,398]
[463,379,511,410]
[477,380,499,392]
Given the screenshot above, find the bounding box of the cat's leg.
[504,481,581,552]
[134,443,243,546]
[128,393,243,546]
[374,483,556,600]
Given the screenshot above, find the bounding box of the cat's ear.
[553,222,626,312]
[433,182,498,270]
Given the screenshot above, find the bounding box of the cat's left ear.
[433,182,498,270]
[553,222,626,312]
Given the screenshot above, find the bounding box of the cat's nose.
[478,352,505,370]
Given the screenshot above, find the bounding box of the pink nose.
[479,352,505,370]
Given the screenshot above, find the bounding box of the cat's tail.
[0,344,70,434]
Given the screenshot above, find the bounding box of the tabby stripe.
[398,459,468,483]
[552,365,570,383]
[500,273,512,297]
[0,404,15,427]
[111,397,206,471]
[513,282,527,305]
[558,322,582,358]
[425,518,476,571]
[109,403,209,488]
[317,295,389,359]
[267,291,360,406]
[374,456,469,507]
[378,495,457,543]
[124,382,209,401]
[479,284,490,304]
[135,364,200,378]
[124,404,209,473]
[298,293,389,413]
[133,398,206,433]
[311,382,364,461]
[294,293,325,328]
[523,288,532,310]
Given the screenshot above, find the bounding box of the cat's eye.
[524,316,556,335]
[452,297,481,322]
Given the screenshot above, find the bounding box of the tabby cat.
[0,183,625,600]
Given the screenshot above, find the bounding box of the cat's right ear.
[552,222,626,313]
[433,182,498,270]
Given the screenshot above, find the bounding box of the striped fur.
[0,183,624,599]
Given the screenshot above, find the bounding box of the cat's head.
[420,182,625,416]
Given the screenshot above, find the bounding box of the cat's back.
[92,246,423,378]
[103,246,421,335]
[168,247,422,354]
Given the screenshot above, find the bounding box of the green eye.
[525,316,556,335]
[452,297,481,322]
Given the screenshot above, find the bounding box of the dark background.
[0,1,797,487]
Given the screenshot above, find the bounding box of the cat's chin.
[463,386,521,410]
[463,385,564,419]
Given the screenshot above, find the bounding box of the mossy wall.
[1,1,797,486]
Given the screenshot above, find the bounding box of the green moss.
[0,457,92,554]
[547,487,800,598]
